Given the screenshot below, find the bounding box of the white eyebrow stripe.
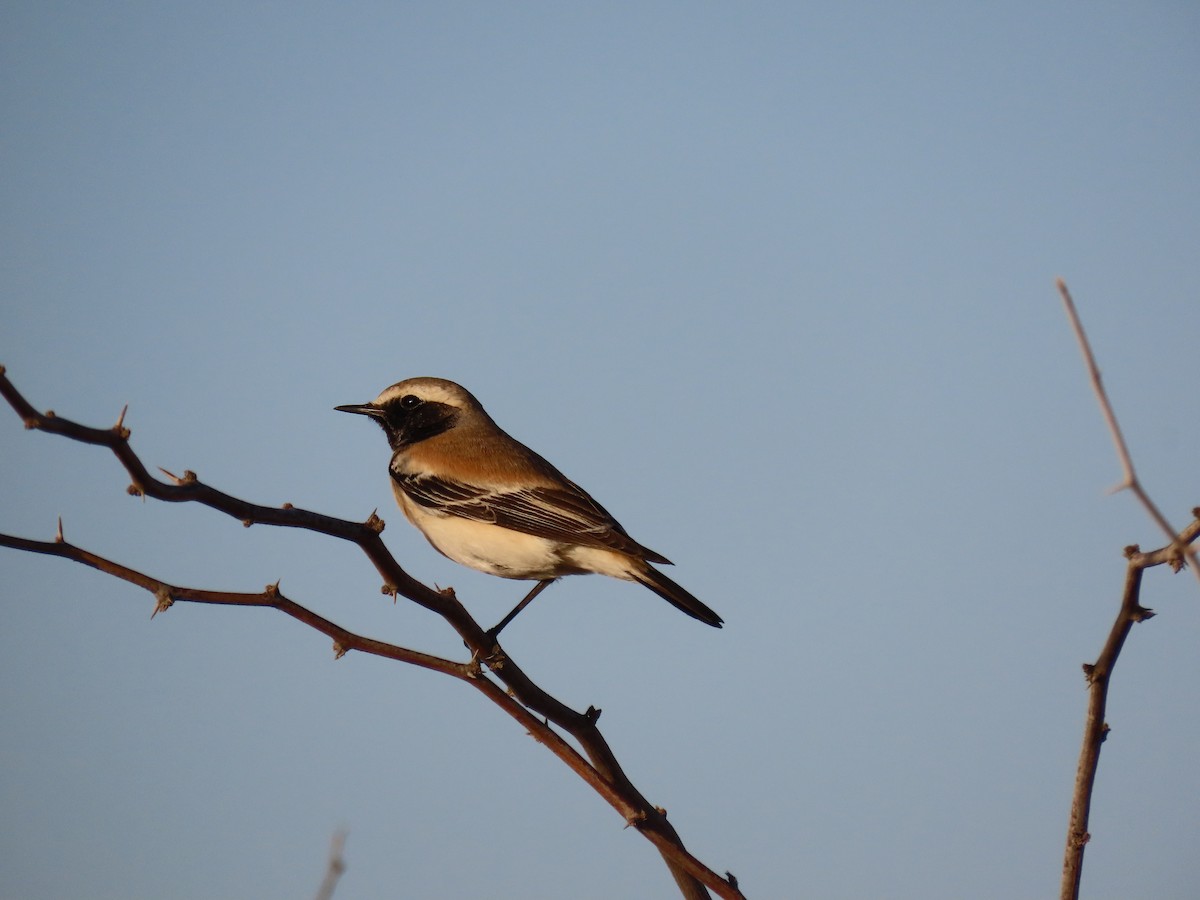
[373,380,467,408]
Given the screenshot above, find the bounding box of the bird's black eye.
[399,394,422,410]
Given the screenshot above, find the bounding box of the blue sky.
[2,3,1198,898]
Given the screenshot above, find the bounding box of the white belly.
[401,499,637,582]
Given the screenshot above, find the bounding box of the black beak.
[335,402,385,419]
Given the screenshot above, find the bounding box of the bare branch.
[1059,515,1200,900]
[1056,279,1200,583]
[1055,282,1200,899]
[0,365,741,900]
[0,532,473,677]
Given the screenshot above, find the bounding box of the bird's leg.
[487,578,556,639]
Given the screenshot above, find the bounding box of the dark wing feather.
[394,471,670,564]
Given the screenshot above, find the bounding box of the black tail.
[634,566,723,628]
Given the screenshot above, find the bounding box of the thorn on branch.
[1100,723,1110,743]
[265,581,281,599]
[481,646,506,672]
[365,510,385,532]
[1132,605,1155,622]
[333,641,347,659]
[55,517,65,543]
[623,810,648,830]
[725,871,739,890]
[112,404,130,439]
[159,468,199,486]
[380,583,397,602]
[152,587,174,618]
[127,484,145,497]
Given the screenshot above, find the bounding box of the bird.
[336,377,723,636]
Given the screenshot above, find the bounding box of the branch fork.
[0,366,740,900]
[1056,281,1200,900]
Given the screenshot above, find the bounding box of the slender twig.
[0,365,739,900]
[313,830,348,900]
[1056,279,1199,583]
[0,531,474,677]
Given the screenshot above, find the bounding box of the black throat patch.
[377,399,459,450]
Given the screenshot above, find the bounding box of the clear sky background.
[2,4,1198,899]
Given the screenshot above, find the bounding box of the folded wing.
[394,471,671,565]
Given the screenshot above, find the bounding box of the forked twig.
[1056,278,1199,582]
[1055,280,1200,900]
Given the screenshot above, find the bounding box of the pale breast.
[399,496,565,579]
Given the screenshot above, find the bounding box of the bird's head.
[336,377,483,450]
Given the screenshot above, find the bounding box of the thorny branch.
[0,366,742,900]
[1059,517,1200,900]
[1055,281,1200,900]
